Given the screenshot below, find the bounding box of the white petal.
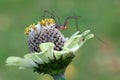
[81,30,90,36]
[54,50,69,59]
[70,31,80,38]
[24,53,43,64]
[39,42,54,60]
[6,57,38,69]
[85,34,94,40]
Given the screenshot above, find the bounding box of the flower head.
[24,18,65,53]
[6,18,94,76]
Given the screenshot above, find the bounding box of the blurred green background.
[0,0,120,80]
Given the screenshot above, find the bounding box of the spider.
[41,10,80,31]
[41,10,106,44]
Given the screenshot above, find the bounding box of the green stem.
[52,73,66,80]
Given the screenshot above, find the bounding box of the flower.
[6,18,94,76]
[25,18,66,52]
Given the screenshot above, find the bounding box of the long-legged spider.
[41,10,80,31]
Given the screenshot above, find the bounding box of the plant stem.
[52,73,66,80]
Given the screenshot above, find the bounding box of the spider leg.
[41,15,46,20]
[40,10,55,20]
[49,11,62,25]
[44,10,55,19]
[42,10,62,25]
[63,16,80,31]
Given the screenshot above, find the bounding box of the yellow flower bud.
[40,20,46,26]
[48,18,55,24]
[24,27,31,35]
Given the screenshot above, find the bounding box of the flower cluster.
[6,18,94,76]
